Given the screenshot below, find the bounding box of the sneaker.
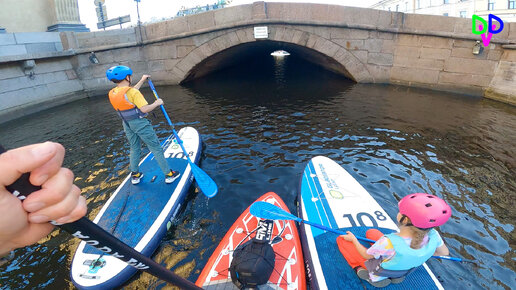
[355,267,391,288]
[369,278,391,288]
[391,276,406,284]
[165,170,180,184]
[131,172,143,185]
[356,267,370,280]
[367,278,391,288]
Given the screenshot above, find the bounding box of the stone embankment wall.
[0,33,63,56]
[1,2,515,123]
[485,48,516,104]
[0,32,85,122]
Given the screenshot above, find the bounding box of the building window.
[388,7,391,11]
[509,0,516,9]
[488,0,495,10]
[396,4,399,11]
[417,0,421,8]
[405,2,409,11]
[443,13,449,16]
[460,11,467,17]
[444,0,449,3]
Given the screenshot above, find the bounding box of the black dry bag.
[230,220,276,289]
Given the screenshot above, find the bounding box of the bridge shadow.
[182,43,354,109]
[182,40,356,84]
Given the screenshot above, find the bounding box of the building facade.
[371,0,516,21]
[0,0,89,33]
[175,0,231,17]
[475,0,516,22]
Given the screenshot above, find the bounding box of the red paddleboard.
[196,192,306,290]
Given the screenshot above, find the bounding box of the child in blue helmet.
[106,65,180,185]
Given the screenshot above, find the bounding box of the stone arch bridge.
[63,2,515,100]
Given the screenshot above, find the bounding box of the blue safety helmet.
[106,65,133,81]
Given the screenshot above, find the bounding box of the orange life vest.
[108,87,146,120]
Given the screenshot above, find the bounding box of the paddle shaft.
[147,79,218,198]
[300,217,372,239]
[0,145,201,289]
[147,79,194,165]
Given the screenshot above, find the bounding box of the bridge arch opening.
[181,40,359,84]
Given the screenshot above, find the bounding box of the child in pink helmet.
[337,193,452,288]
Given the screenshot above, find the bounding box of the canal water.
[0,52,515,289]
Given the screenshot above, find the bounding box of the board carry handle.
[0,145,201,290]
[249,201,477,264]
[147,78,218,198]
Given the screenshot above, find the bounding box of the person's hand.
[0,142,87,255]
[154,99,163,106]
[140,74,150,82]
[341,231,358,243]
[133,74,151,90]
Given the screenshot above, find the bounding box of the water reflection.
[0,54,514,289]
[273,55,287,89]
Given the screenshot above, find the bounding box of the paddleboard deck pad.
[298,156,444,289]
[71,127,201,289]
[196,192,306,290]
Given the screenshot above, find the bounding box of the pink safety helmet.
[398,193,451,229]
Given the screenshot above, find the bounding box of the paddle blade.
[250,201,299,221]
[190,162,218,198]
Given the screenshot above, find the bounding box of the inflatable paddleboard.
[71,127,201,289]
[196,192,306,290]
[298,156,444,289]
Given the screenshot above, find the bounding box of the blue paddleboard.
[297,156,444,289]
[70,127,201,289]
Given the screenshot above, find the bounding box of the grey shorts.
[364,258,413,279]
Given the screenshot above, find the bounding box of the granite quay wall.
[0,32,85,123]
[0,32,64,57]
[485,47,516,106]
[1,2,516,123]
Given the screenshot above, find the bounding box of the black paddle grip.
[0,145,201,289]
[5,172,40,199]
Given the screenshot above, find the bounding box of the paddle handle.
[1,146,201,289]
